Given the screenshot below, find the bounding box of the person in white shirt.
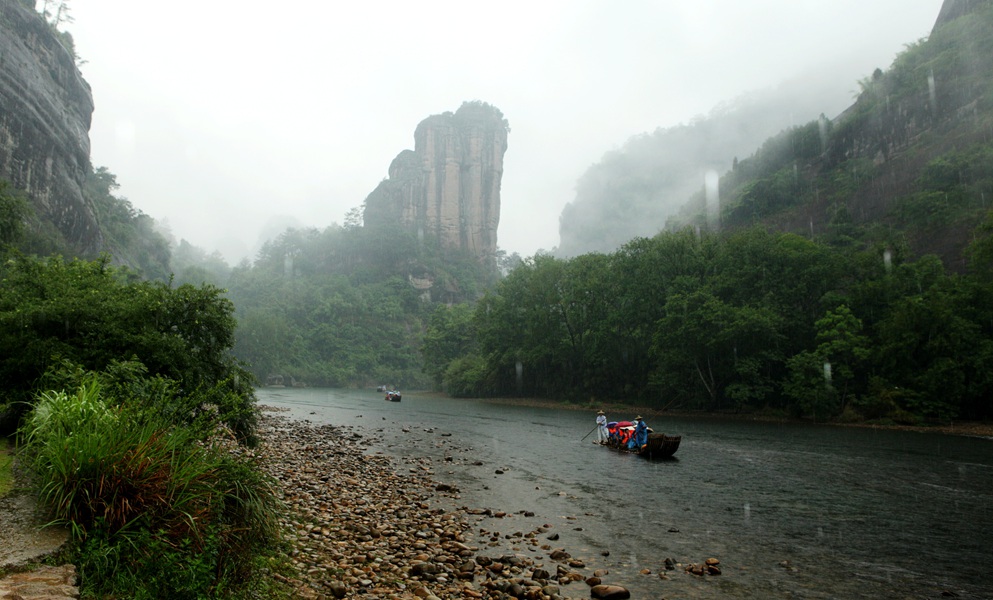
[595,410,608,443]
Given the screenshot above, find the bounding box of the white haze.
[63,0,943,263]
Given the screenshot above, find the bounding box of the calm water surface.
[258,388,993,600]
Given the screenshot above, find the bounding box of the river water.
[257,388,993,600]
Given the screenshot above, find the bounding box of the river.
[257,387,993,599]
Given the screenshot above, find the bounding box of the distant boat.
[385,390,402,402]
[377,385,387,392]
[599,420,680,459]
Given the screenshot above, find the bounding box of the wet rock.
[590,584,631,599]
[506,581,526,597]
[0,565,78,599]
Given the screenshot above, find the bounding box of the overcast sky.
[63,0,944,263]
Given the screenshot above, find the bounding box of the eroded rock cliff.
[0,0,97,253]
[363,102,508,259]
[934,0,990,29]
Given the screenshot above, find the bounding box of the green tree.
[652,289,785,411]
[784,305,870,419]
[873,275,990,422]
[966,209,993,282]
[421,304,477,389]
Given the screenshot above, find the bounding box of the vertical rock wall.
[363,102,508,259]
[933,0,992,30]
[0,0,98,253]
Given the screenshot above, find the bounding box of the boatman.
[595,410,608,443]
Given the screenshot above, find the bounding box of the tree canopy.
[424,225,993,424]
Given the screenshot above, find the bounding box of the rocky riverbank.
[1,405,706,599]
[253,406,652,600]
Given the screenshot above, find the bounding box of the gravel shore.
[253,406,632,600]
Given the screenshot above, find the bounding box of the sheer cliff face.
[0,0,97,252]
[934,0,992,30]
[363,103,508,259]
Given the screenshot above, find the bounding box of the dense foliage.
[0,250,283,597]
[0,253,256,438]
[424,225,993,424]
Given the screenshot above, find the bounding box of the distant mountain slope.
[686,0,993,271]
[555,76,852,257]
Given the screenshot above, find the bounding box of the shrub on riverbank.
[0,254,256,440]
[19,378,286,599]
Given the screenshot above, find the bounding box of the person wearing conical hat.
[595,409,608,444]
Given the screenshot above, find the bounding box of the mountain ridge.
[557,0,992,269]
[701,0,993,271]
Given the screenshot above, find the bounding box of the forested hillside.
[423,5,993,424]
[676,2,993,270]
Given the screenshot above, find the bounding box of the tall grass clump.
[0,438,13,497]
[20,380,284,599]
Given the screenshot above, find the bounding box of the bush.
[20,381,281,598]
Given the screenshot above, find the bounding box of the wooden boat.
[600,420,680,458]
[635,432,681,459]
[385,391,402,402]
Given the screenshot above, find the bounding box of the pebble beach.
[253,406,652,600]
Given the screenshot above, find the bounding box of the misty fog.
[63,0,943,262]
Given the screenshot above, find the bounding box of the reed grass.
[0,438,13,497]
